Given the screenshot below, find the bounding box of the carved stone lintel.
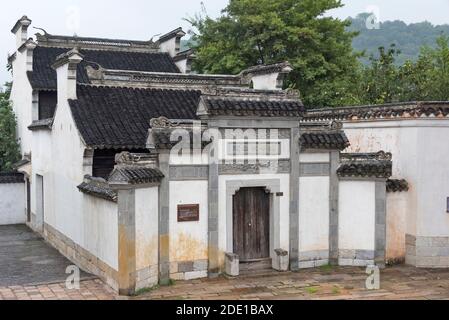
[329,120,343,130]
[115,152,157,167]
[150,116,178,129]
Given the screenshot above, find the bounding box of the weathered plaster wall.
[0,183,26,225]
[339,180,376,260]
[135,187,159,288]
[343,121,419,238]
[386,191,407,263]
[169,180,209,280]
[82,196,118,270]
[343,119,449,268]
[415,125,449,238]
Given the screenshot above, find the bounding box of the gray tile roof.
[387,179,409,193]
[77,176,117,202]
[303,102,449,122]
[109,167,164,185]
[69,85,201,149]
[338,152,393,179]
[28,46,180,90]
[200,95,304,117]
[0,172,24,184]
[300,131,350,151]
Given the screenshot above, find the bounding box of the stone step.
[239,259,273,272]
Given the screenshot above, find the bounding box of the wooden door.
[233,187,270,261]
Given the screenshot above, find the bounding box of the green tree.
[188,0,361,108]
[0,89,21,172]
[359,45,402,104]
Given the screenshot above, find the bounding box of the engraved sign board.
[178,204,200,222]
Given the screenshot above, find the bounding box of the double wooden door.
[233,187,270,261]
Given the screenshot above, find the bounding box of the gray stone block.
[353,259,374,267]
[299,250,329,262]
[193,260,208,272]
[416,237,432,248]
[405,234,416,245]
[356,250,375,260]
[225,253,239,277]
[432,237,449,247]
[339,249,356,259]
[178,261,194,273]
[273,249,289,271]
[338,259,354,266]
[298,261,315,269]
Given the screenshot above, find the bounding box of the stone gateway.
[2,15,449,295]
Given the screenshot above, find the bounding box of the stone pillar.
[289,127,300,270]
[117,189,137,296]
[158,151,171,285]
[375,180,387,267]
[208,159,220,277]
[329,151,340,265]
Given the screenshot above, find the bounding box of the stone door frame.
[226,179,281,262]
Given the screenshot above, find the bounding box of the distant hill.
[182,13,449,67]
[348,13,449,65]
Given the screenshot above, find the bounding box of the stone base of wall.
[136,265,158,290]
[298,250,329,269]
[406,234,449,268]
[44,223,119,291]
[170,260,208,281]
[338,249,375,267]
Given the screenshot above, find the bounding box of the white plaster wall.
[135,187,159,270]
[386,192,407,261]
[0,183,26,225]
[415,125,449,237]
[339,180,376,251]
[299,177,330,252]
[10,48,33,155]
[30,130,53,229]
[175,60,188,74]
[169,181,209,263]
[159,38,178,57]
[343,121,420,237]
[82,196,118,270]
[251,73,280,91]
[48,93,86,245]
[218,174,290,259]
[38,64,120,271]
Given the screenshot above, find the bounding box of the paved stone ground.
[0,279,117,300]
[0,225,92,287]
[1,225,449,300]
[133,266,449,300]
[1,265,449,300]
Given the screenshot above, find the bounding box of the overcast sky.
[1,0,449,86]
